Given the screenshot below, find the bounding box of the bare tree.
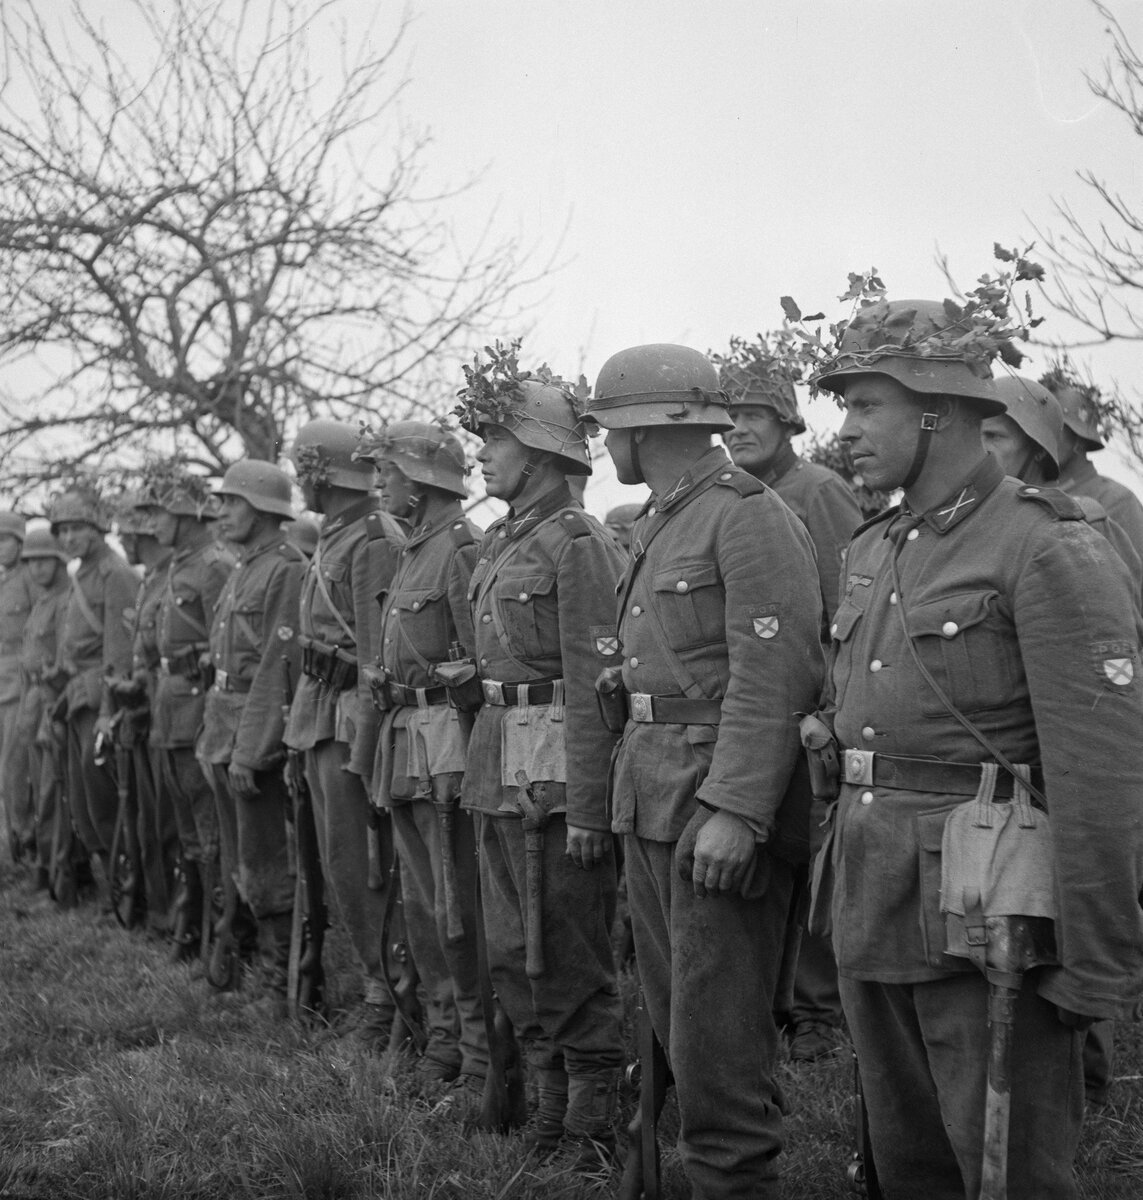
[1036,2,1143,348]
[0,0,538,498]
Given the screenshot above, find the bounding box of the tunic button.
[860,791,874,806]
[675,581,688,594]
[719,472,732,480]
[861,726,875,739]
[481,614,491,623]
[518,591,528,601]
[498,530,507,539]
[869,659,882,672]
[1025,486,1040,495]
[630,657,639,667]
[631,605,642,616]
[906,528,919,541]
[411,601,420,611]
[889,592,898,605]
[829,623,838,636]
[480,657,488,666]
[648,506,656,515]
[942,621,958,636]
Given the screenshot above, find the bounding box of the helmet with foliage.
[812,299,1006,413]
[284,515,321,557]
[290,419,374,492]
[1039,363,1107,451]
[354,420,468,497]
[589,343,734,431]
[453,341,592,476]
[713,335,806,433]
[215,460,294,518]
[991,376,1064,479]
[0,512,26,541]
[135,463,216,519]
[20,527,67,562]
[48,485,109,535]
[116,492,158,537]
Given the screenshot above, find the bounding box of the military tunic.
[199,530,304,917]
[464,482,626,1087]
[610,447,823,1200]
[58,543,140,857]
[1057,454,1143,562]
[373,504,485,1079]
[0,561,37,853]
[282,498,404,1010]
[819,453,1143,1198]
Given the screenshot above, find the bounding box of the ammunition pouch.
[799,711,840,804]
[362,663,392,713]
[432,657,485,714]
[161,644,212,689]
[300,637,358,692]
[594,666,628,734]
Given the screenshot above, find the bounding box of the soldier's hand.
[566,824,610,870]
[688,809,755,898]
[228,761,259,800]
[93,714,115,743]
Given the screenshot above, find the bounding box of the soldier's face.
[217,495,260,544]
[722,406,788,475]
[0,534,21,569]
[981,414,1041,481]
[148,507,179,547]
[477,425,530,499]
[26,557,60,588]
[839,376,928,492]
[604,428,644,485]
[56,521,101,562]
[375,461,419,518]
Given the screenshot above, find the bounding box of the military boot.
[522,1066,569,1158]
[560,1068,620,1172]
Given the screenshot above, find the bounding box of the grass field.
[1,861,1141,1199]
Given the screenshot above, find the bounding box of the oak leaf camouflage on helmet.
[712,331,806,433]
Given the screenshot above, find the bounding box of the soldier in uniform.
[137,470,234,958]
[198,461,304,1016]
[283,419,404,1047]
[589,344,823,1200]
[1042,365,1143,560]
[0,511,35,863]
[455,352,626,1161]
[719,346,863,1064]
[16,528,70,890]
[811,299,1143,1198]
[355,420,487,1086]
[603,504,641,553]
[49,486,141,897]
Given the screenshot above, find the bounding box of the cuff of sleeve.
[694,787,775,843]
[1036,970,1127,1023]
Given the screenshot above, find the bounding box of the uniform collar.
[405,500,463,551]
[500,483,572,541]
[1057,454,1097,490]
[321,495,378,537]
[171,527,214,566]
[653,447,734,513]
[900,454,1005,536]
[759,442,799,488]
[236,527,283,566]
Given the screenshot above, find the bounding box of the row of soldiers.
[2,309,1143,1197]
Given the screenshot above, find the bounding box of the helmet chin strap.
[628,430,645,484]
[901,411,939,492]
[1014,448,1040,483]
[505,451,542,506]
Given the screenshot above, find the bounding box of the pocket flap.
[830,598,864,642]
[397,586,446,612]
[652,561,719,594]
[500,574,556,603]
[905,591,997,639]
[321,561,348,584]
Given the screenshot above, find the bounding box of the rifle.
[108,710,144,929]
[512,770,548,979]
[379,847,427,1054]
[286,747,327,1023]
[846,1053,883,1199]
[472,861,527,1132]
[617,983,669,1200]
[44,696,77,908]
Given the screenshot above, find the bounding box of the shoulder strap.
[310,541,357,647]
[69,573,103,637]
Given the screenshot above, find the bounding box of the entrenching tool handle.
[436,803,465,943]
[979,983,1018,1200]
[513,770,547,980]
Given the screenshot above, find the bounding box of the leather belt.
[386,681,448,707]
[628,693,722,725]
[213,669,252,694]
[481,679,560,706]
[842,750,1043,799]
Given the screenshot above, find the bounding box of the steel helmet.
[589,344,734,431]
[466,379,592,476]
[136,466,216,519]
[0,511,26,540]
[290,419,374,492]
[284,515,321,557]
[354,420,468,497]
[20,527,67,562]
[991,376,1064,480]
[718,361,806,434]
[116,492,158,536]
[1039,374,1106,451]
[812,300,1006,414]
[215,460,295,518]
[47,486,109,534]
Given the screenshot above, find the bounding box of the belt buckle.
[843,749,875,786]
[483,680,505,705]
[629,693,652,723]
[216,668,230,691]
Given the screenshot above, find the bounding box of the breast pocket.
[905,590,1020,717]
[496,573,558,660]
[231,604,264,657]
[829,595,866,710]
[651,560,724,650]
[394,586,448,657]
